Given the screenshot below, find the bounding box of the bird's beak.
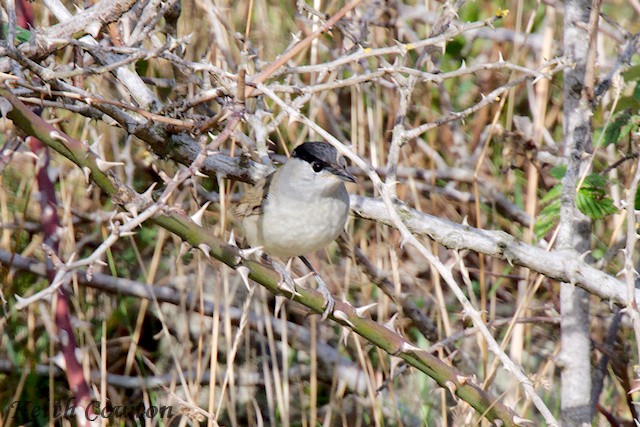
[332,167,357,183]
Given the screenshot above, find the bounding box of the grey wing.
[234,174,273,219]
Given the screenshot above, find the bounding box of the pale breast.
[247,186,349,259]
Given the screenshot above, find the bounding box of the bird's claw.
[272,260,300,298]
[314,274,334,320]
[271,258,334,319]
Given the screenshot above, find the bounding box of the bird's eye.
[312,162,323,173]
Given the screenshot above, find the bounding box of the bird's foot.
[314,274,335,321]
[271,259,301,298]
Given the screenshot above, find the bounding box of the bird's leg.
[299,255,335,320]
[262,254,299,297]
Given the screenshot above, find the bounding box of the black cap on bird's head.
[292,142,356,183]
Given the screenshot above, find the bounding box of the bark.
[558,0,600,424]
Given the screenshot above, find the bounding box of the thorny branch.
[0,86,521,425]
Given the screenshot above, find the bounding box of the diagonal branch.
[0,84,521,426]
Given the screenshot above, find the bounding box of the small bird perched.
[235,141,356,319]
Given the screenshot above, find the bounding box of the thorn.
[227,230,237,246]
[190,201,211,227]
[238,246,263,258]
[292,271,314,286]
[49,130,67,142]
[82,167,91,183]
[274,295,286,317]
[26,151,41,161]
[52,352,66,370]
[339,297,354,310]
[118,230,137,237]
[96,158,124,172]
[456,375,469,385]
[400,342,422,353]
[141,182,157,200]
[124,203,139,218]
[497,51,504,63]
[390,355,403,378]
[89,135,104,155]
[94,259,108,267]
[578,250,591,262]
[340,326,351,346]
[194,170,208,178]
[198,243,211,259]
[383,313,399,332]
[532,74,545,85]
[445,380,457,398]
[9,150,39,161]
[0,96,13,119]
[512,415,534,426]
[86,22,101,37]
[277,280,302,298]
[462,216,469,226]
[333,310,354,327]
[355,302,377,318]
[236,266,251,290]
[287,112,301,125]
[120,210,137,223]
[179,242,191,256]
[165,35,176,49]
[459,59,467,69]
[15,294,28,307]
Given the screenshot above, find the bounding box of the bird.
[235,141,356,319]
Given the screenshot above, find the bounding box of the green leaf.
[534,198,560,239]
[583,173,607,189]
[550,165,566,180]
[623,65,640,82]
[536,173,617,237]
[613,95,640,114]
[535,180,562,239]
[576,191,617,219]
[603,109,633,146]
[633,81,640,103]
[1,24,31,42]
[540,184,562,204]
[575,174,618,219]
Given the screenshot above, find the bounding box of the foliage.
[536,167,618,239]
